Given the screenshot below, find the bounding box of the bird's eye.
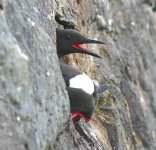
[65,35,71,40]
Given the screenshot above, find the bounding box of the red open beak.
[72,43,102,58]
[72,39,106,58]
[72,43,90,52]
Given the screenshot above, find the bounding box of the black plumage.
[60,64,108,122]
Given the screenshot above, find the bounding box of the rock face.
[0,0,156,150]
[0,0,71,149]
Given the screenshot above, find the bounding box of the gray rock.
[0,0,71,149]
[83,0,156,149]
[1,0,156,150]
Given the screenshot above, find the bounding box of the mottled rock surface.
[0,0,156,150]
[0,0,71,149]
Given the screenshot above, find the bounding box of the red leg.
[71,112,89,122]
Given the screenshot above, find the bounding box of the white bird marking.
[69,73,94,94]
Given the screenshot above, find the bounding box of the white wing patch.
[69,73,94,94]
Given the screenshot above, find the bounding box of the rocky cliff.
[0,0,156,150]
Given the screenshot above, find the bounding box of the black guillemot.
[56,29,107,122]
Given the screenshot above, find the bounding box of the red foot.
[71,112,89,122]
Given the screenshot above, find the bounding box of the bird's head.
[56,29,106,58]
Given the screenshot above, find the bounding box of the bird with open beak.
[56,29,107,122]
[56,29,106,58]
